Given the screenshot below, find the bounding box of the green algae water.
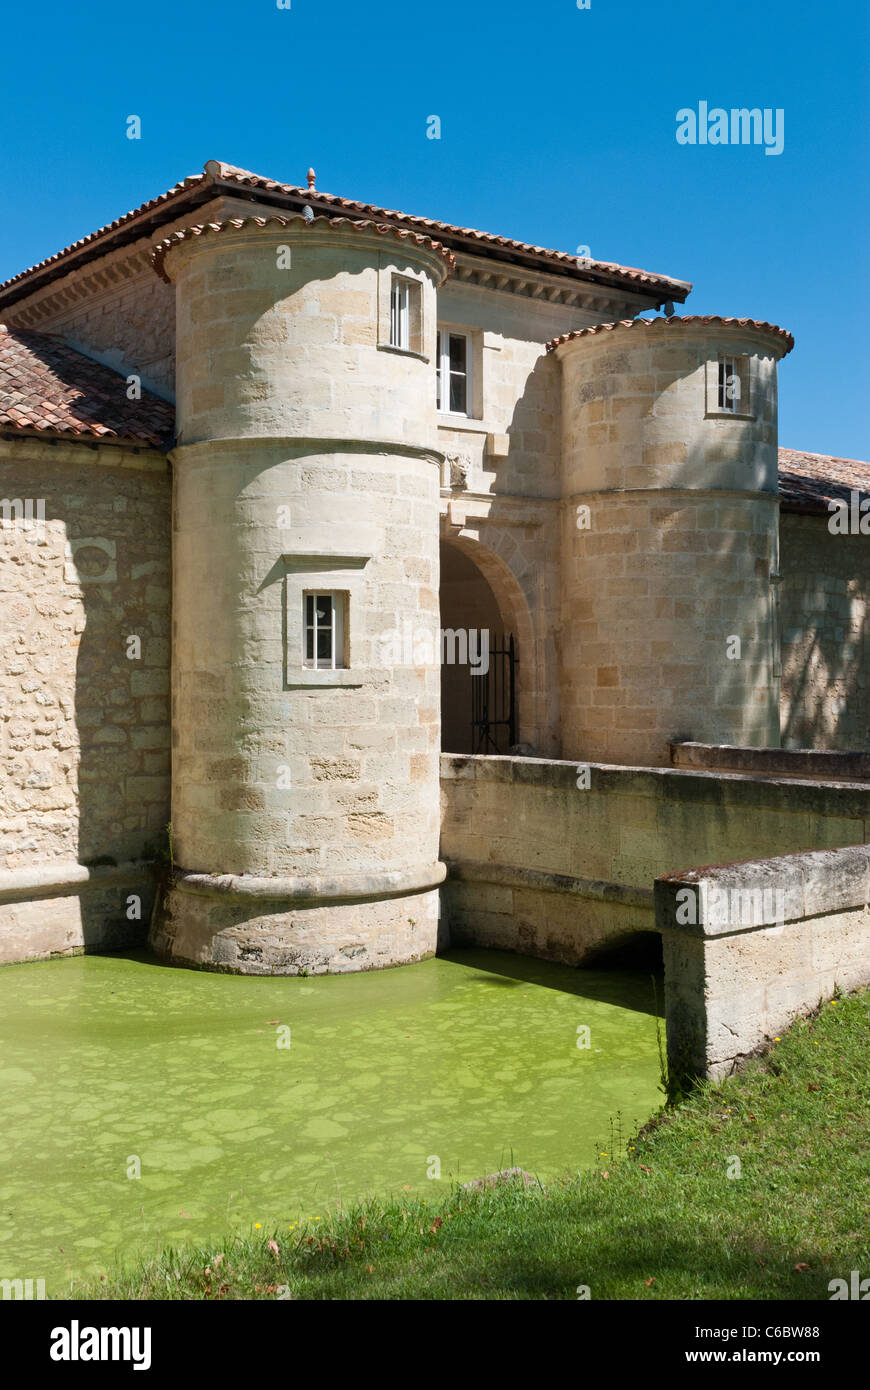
[0,948,662,1293]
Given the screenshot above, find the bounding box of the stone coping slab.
[670,741,870,781]
[655,844,870,936]
[440,753,870,820]
[445,859,654,910]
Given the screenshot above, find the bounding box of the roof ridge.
[0,161,692,304]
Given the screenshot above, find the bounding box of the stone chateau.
[0,161,868,1067]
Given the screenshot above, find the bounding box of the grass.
[73,989,870,1301]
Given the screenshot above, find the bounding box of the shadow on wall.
[779,517,869,751]
[0,448,171,955]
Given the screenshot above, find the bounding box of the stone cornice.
[448,252,650,318]
[3,244,160,330]
[0,433,168,471]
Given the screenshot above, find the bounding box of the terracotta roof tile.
[151,214,456,283]
[0,326,174,448]
[547,314,794,354]
[0,161,691,306]
[778,447,870,514]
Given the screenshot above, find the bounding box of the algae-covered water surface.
[0,947,662,1292]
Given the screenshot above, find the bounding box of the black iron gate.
[470,632,517,753]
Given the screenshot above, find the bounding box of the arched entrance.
[439,540,518,754]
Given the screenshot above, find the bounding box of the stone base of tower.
[149,866,446,975]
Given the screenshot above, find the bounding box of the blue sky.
[1,0,867,457]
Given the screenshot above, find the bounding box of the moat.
[0,948,662,1293]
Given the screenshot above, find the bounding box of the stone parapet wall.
[656,844,870,1077]
[440,753,870,967]
[670,740,870,780]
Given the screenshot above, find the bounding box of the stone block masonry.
[151,215,452,971]
[551,318,791,766]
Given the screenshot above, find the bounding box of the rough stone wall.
[0,437,171,961]
[779,511,869,750]
[440,753,870,964]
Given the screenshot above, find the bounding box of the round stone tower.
[148,213,453,973]
[552,315,794,766]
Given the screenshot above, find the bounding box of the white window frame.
[390,277,411,350]
[437,327,472,416]
[718,355,740,412]
[303,591,347,670]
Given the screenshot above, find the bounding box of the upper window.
[388,275,422,352]
[390,278,411,350]
[716,355,750,414]
[303,592,347,670]
[718,356,738,412]
[437,328,471,415]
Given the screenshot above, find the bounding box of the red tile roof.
[0,326,174,447]
[0,161,692,309]
[547,314,794,355]
[778,448,870,514]
[151,213,456,283]
[207,162,689,295]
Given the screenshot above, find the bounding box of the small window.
[303,592,347,670]
[390,278,411,350]
[718,356,742,412]
[437,328,471,415]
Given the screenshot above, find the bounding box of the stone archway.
[439,533,542,754]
